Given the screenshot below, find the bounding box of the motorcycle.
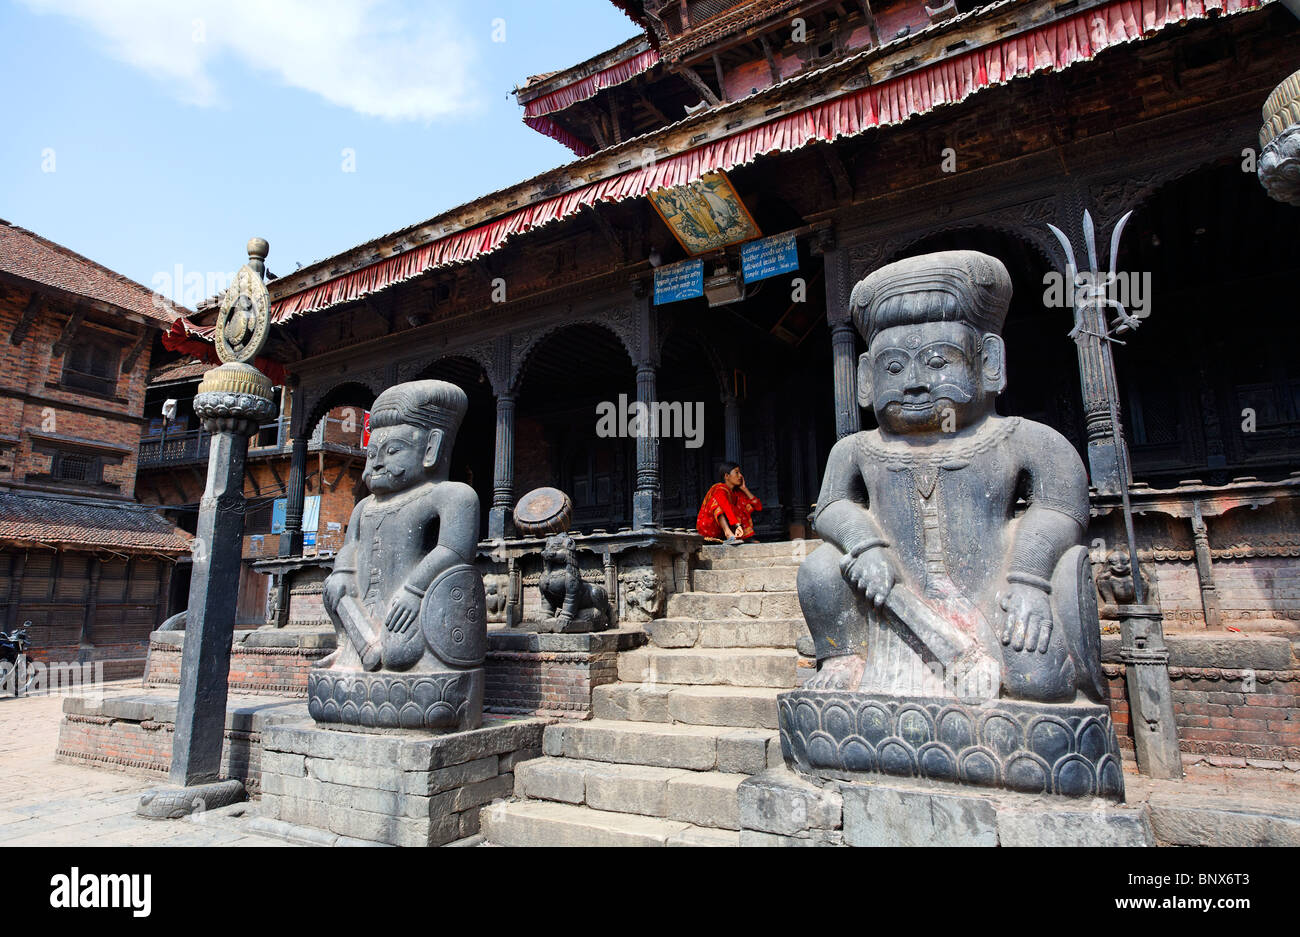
[0,622,33,697]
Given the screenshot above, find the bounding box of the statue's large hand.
[323,574,350,613]
[385,590,421,635]
[999,583,1053,653]
[841,547,896,608]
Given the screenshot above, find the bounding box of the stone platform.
[259,715,546,846]
[145,628,335,697]
[738,765,1155,847]
[56,693,307,794]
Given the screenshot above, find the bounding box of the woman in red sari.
[696,463,762,542]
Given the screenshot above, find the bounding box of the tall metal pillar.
[489,391,516,539]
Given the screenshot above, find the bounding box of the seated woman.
[696,463,762,543]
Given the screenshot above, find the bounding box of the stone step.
[695,554,804,570]
[480,800,740,847]
[646,617,806,649]
[618,647,799,688]
[692,566,800,593]
[696,539,820,561]
[544,719,780,774]
[514,757,746,830]
[666,590,802,620]
[593,683,782,729]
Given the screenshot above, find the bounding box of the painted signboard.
[648,171,761,255]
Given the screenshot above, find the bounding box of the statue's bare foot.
[806,655,866,690]
[315,648,340,669]
[360,640,383,672]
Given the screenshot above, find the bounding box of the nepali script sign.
[654,258,704,305]
[741,232,799,284]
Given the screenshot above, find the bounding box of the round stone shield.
[215,264,271,364]
[420,564,486,668]
[514,486,573,536]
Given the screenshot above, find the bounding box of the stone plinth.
[56,693,306,794]
[738,765,1154,847]
[485,627,645,719]
[259,716,546,846]
[145,628,336,696]
[779,690,1125,800]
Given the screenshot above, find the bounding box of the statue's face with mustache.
[363,424,430,494]
[868,322,991,434]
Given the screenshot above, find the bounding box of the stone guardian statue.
[308,380,487,731]
[783,250,1122,798]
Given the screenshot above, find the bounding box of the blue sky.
[0,0,638,306]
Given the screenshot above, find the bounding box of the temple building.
[158,0,1300,767]
[0,220,190,678]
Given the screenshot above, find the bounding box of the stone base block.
[779,690,1125,800]
[485,627,644,719]
[307,667,484,731]
[737,765,1155,847]
[56,692,307,794]
[259,715,546,847]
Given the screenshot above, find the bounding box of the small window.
[62,338,119,396]
[52,451,103,484]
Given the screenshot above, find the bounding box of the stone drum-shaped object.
[515,487,573,536]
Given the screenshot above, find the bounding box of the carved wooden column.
[6,553,25,632]
[1189,502,1222,629]
[279,389,310,558]
[489,391,516,539]
[822,248,861,440]
[80,557,101,646]
[633,292,661,529]
[723,392,742,465]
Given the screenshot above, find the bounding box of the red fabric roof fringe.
[523,115,596,157]
[161,318,288,386]
[523,48,662,119]
[271,0,1263,323]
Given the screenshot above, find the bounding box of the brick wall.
[145,634,332,696]
[485,649,619,718]
[0,286,153,499]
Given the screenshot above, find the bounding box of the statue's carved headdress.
[368,380,468,436]
[850,250,1012,346]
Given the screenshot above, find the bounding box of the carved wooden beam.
[10,294,43,346]
[51,308,84,357]
[818,143,855,203]
[267,459,286,495]
[758,35,782,86]
[859,0,882,46]
[635,91,670,126]
[673,66,721,107]
[712,53,730,102]
[608,96,623,146]
[584,204,625,260]
[120,329,149,374]
[584,110,610,150]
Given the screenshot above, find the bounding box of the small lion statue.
[536,534,610,633]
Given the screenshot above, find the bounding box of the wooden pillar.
[279,382,309,557]
[6,552,26,631]
[489,391,516,539]
[723,392,742,465]
[80,557,101,645]
[823,249,861,439]
[1190,503,1222,629]
[634,364,662,529]
[156,560,175,626]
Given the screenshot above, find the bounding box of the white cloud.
[19,0,480,120]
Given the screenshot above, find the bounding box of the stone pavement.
[0,681,293,847]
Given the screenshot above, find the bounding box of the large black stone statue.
[784,250,1123,799]
[308,380,487,731]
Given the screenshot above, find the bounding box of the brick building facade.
[0,220,190,677]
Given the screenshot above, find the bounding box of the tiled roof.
[0,490,192,555]
[148,358,208,385]
[0,219,187,326]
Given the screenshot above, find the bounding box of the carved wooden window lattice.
[61,337,120,397]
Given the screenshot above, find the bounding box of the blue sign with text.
[740,233,799,284]
[653,258,704,305]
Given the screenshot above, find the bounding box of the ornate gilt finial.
[215,238,271,365]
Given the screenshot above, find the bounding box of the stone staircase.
[480,539,817,846]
